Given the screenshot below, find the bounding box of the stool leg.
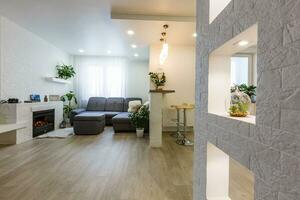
[171,108,180,137]
[176,109,185,145]
[182,108,194,146]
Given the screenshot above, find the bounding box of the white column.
[149,92,163,147]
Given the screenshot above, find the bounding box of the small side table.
[170,103,195,146]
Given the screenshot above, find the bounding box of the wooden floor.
[0,127,193,200]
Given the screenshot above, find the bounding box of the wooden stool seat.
[170,103,195,146]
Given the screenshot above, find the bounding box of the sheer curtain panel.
[74,56,128,106]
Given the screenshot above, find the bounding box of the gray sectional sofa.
[71,97,144,134]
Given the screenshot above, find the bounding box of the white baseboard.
[207,197,231,200]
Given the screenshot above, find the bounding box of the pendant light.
[159,24,169,65]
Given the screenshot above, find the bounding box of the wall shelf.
[46,77,71,84]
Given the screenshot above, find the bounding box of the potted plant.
[61,91,77,123]
[129,106,149,137]
[149,72,166,90]
[56,64,76,80]
[238,84,257,103]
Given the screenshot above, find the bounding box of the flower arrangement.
[149,72,166,90]
[237,84,257,103]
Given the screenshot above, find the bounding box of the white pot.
[136,128,144,138]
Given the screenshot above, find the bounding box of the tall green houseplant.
[61,91,77,121]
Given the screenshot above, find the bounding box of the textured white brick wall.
[195,0,300,199]
[0,16,73,101]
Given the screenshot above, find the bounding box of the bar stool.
[170,103,195,146]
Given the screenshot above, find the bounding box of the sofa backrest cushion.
[105,98,125,112]
[124,98,142,112]
[86,97,107,111]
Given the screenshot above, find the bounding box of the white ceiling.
[0,0,196,60]
[211,24,258,56]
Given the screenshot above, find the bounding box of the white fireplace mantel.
[0,101,63,144]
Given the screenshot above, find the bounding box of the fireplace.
[32,109,55,137]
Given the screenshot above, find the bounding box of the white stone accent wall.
[0,16,73,101]
[195,0,300,200]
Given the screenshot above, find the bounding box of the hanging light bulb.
[159,25,169,65]
[160,40,168,65]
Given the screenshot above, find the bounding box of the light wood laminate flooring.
[0,127,193,200]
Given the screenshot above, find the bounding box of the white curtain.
[74,56,128,106]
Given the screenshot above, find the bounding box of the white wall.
[126,60,149,102]
[207,143,230,200]
[149,44,195,127]
[0,16,72,101]
[210,0,232,23]
[208,55,231,114]
[253,53,257,86]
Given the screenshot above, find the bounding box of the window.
[230,54,257,86]
[74,57,128,106]
[230,56,249,86]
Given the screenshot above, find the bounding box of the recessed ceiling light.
[127,30,135,35]
[131,44,137,48]
[134,53,139,57]
[193,33,198,37]
[238,40,249,46]
[78,49,85,53]
[107,50,112,54]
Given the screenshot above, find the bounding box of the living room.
[0,0,196,199]
[1,0,300,200]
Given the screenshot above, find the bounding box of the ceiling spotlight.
[238,40,249,46]
[193,33,198,37]
[127,30,135,35]
[78,49,85,53]
[107,50,112,54]
[134,53,139,57]
[131,44,137,49]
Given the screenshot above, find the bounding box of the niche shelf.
[208,24,257,124]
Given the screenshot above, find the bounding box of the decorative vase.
[250,95,256,103]
[228,87,251,117]
[136,128,144,138]
[156,85,164,91]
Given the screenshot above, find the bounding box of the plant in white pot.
[60,91,77,124]
[129,106,149,138]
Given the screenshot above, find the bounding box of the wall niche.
[208,24,257,124]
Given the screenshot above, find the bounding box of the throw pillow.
[128,100,142,113]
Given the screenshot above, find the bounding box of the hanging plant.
[56,64,76,80]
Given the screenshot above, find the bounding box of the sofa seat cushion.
[74,112,105,121]
[103,112,121,118]
[112,112,132,124]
